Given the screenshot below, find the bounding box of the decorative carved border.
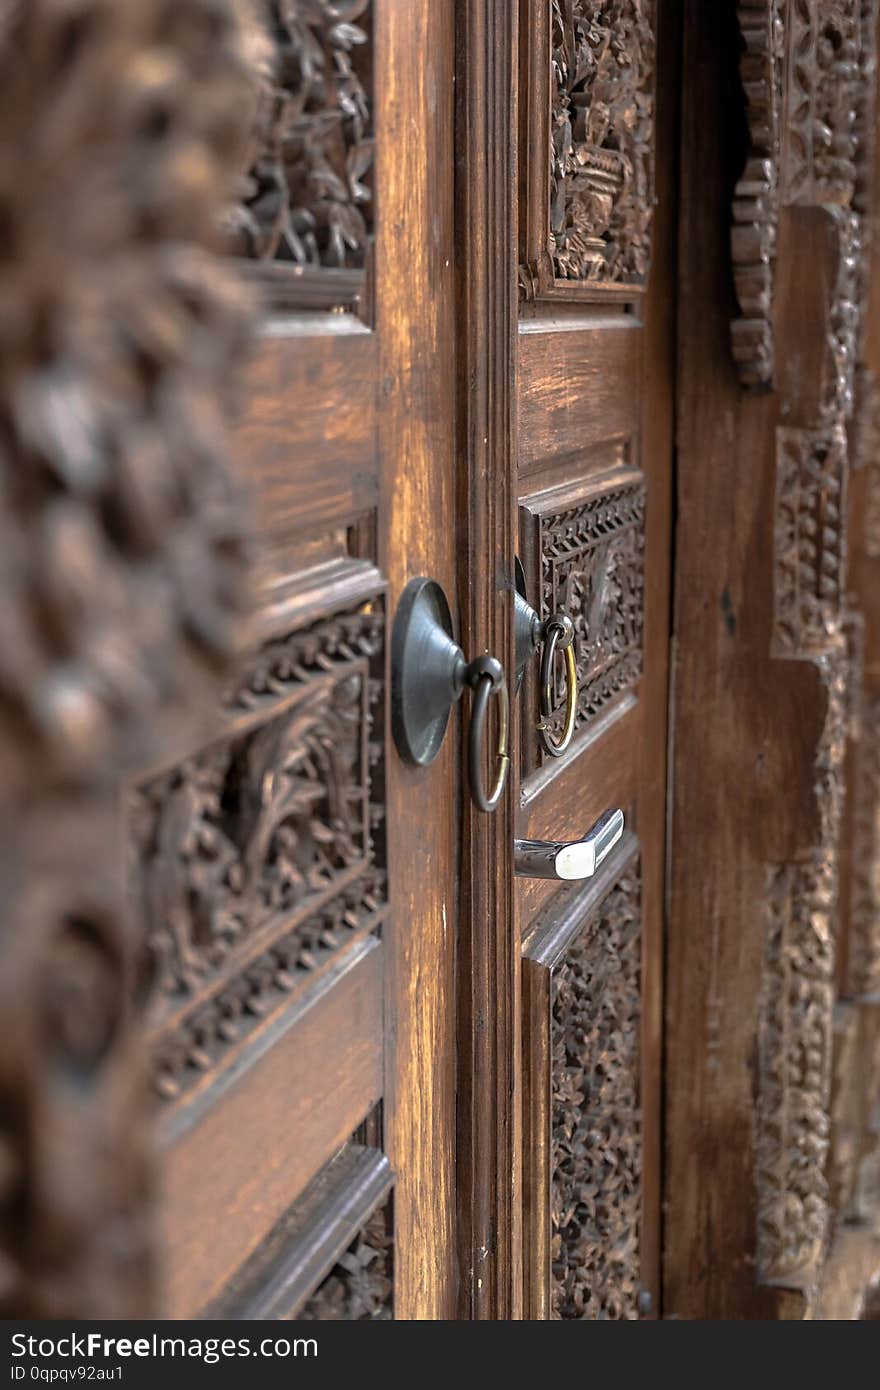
[730,0,785,385]
[773,426,848,655]
[756,631,849,1285]
[758,852,838,1282]
[519,0,656,304]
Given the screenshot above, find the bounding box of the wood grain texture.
[234,327,378,542]
[161,937,383,1317]
[518,319,640,475]
[374,0,459,1320]
[455,0,521,1320]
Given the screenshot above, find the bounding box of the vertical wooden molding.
[374,0,459,1320]
[0,0,256,1317]
[456,0,521,1318]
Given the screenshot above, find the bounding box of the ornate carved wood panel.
[232,0,375,312]
[519,0,657,302]
[516,0,671,1324]
[131,596,387,1106]
[522,835,643,1319]
[519,464,646,777]
[731,0,874,388]
[0,0,458,1323]
[232,2,374,272]
[144,0,460,1322]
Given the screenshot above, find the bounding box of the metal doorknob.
[514,808,624,880]
[391,577,510,813]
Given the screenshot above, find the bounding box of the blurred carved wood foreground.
[0,0,257,1317]
[229,0,374,270]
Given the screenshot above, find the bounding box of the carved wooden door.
[0,0,680,1324]
[513,0,674,1320]
[135,1,461,1320]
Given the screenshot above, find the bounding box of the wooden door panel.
[161,938,384,1315]
[124,0,459,1322]
[518,319,641,476]
[240,329,379,545]
[522,834,642,1319]
[515,0,671,1320]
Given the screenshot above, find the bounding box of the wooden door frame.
[666,0,880,1320]
[454,0,521,1321]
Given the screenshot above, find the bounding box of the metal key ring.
[538,614,577,758]
[466,654,510,813]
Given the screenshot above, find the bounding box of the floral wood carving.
[131,604,387,1102]
[549,0,655,283]
[551,868,642,1319]
[297,1199,393,1320]
[230,0,374,269]
[540,480,645,751]
[0,0,258,1318]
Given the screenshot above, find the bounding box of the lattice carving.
[0,0,257,1319]
[230,1,374,269]
[539,481,645,750]
[551,870,642,1319]
[298,1200,393,1320]
[773,426,848,655]
[549,0,655,283]
[132,604,387,1101]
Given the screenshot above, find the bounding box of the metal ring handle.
[467,656,510,813]
[538,616,577,758]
